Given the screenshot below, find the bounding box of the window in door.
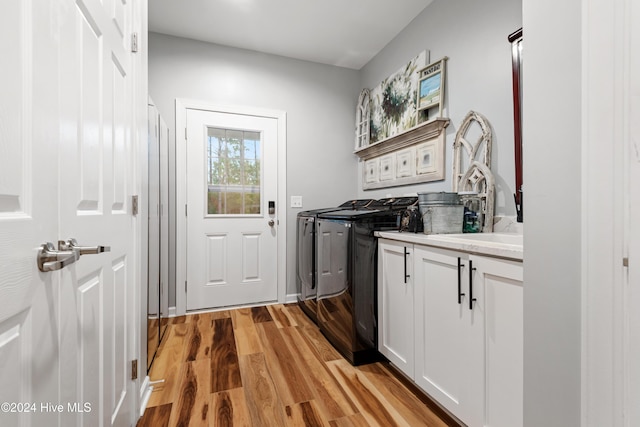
[206,127,261,215]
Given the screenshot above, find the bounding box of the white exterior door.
[0,0,139,426]
[185,109,279,310]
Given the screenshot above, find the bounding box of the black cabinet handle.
[457,257,465,304]
[469,259,477,310]
[404,247,410,283]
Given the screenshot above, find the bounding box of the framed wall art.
[417,57,448,122]
[369,51,428,144]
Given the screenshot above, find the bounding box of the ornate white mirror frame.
[355,88,370,150]
[452,111,495,232]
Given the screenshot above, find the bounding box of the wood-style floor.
[138,303,452,427]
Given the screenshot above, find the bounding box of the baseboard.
[168,306,177,317]
[285,293,299,304]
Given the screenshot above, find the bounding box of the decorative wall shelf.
[355,118,450,190]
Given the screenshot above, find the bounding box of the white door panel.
[186,109,278,310]
[0,0,61,425]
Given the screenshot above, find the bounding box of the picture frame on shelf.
[417,57,448,122]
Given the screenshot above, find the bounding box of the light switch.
[291,196,303,208]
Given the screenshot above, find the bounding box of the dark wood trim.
[509,28,524,222]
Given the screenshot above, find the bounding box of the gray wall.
[149,33,360,302]
[358,0,522,218]
[522,0,582,425]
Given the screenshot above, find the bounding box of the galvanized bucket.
[417,192,463,234]
[419,204,464,234]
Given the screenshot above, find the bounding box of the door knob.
[37,242,80,272]
[268,219,275,227]
[58,238,111,255]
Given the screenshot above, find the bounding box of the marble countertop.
[376,231,523,261]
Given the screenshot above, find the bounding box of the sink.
[434,233,523,246]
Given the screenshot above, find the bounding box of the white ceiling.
[148,0,434,70]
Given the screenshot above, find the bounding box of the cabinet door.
[378,239,414,377]
[472,255,523,427]
[414,246,484,427]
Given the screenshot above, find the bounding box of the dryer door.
[296,215,315,301]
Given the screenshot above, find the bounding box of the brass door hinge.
[131,359,138,380]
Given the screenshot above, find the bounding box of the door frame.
[175,99,287,315]
[580,0,634,424]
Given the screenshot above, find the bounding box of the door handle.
[403,247,410,283]
[268,219,275,227]
[58,238,111,255]
[457,257,466,304]
[37,242,80,272]
[469,259,477,310]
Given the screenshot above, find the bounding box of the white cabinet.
[378,238,523,427]
[378,239,414,377]
[474,255,523,427]
[413,246,484,427]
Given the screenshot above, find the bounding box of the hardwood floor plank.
[279,325,358,420]
[234,323,264,356]
[250,306,273,323]
[136,403,172,427]
[267,304,297,328]
[328,413,370,427]
[326,359,410,427]
[238,353,287,426]
[285,400,328,427]
[148,344,187,407]
[185,313,215,361]
[358,363,449,427]
[158,323,191,351]
[230,308,254,330]
[211,317,243,393]
[169,315,189,324]
[282,303,313,326]
[209,310,232,320]
[255,321,315,406]
[168,359,211,427]
[298,325,342,362]
[211,387,252,427]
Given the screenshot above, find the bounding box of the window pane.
[206,127,262,215]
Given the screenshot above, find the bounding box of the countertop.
[376,231,523,261]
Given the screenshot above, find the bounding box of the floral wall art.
[369,50,427,143]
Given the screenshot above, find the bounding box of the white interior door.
[627,0,640,421]
[186,109,279,310]
[0,0,139,426]
[57,0,136,425]
[0,1,60,425]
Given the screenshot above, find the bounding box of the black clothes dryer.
[315,197,417,364]
[295,199,375,323]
